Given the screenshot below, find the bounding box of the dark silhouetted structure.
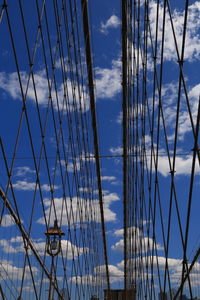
[104,289,136,299]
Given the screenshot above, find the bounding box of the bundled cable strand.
[122,0,200,298]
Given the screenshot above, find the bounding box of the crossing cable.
[174,246,200,299]
[166,0,200,146]
[63,0,105,293]
[1,0,106,298]
[147,1,197,296]
[129,1,164,297]
[127,0,174,296]
[16,1,55,296]
[44,0,104,295]
[145,3,188,297]
[123,0,200,298]
[0,4,5,23]
[0,282,5,300]
[179,97,200,297]
[81,0,110,291]
[0,185,64,299]
[0,259,18,299]
[160,1,193,297]
[19,0,72,295]
[46,0,101,295]
[53,0,104,294]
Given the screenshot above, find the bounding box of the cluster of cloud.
[109,143,199,177]
[149,1,200,62]
[0,70,89,111]
[0,259,38,281]
[0,235,87,260]
[96,1,200,103]
[60,153,95,174]
[111,226,163,254]
[110,76,200,177]
[70,255,200,289]
[1,213,15,227]
[36,191,120,225]
[95,59,121,100]
[70,264,124,285]
[157,82,199,142]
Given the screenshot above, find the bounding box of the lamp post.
[45,219,65,300]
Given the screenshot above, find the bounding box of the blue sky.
[0,0,200,299]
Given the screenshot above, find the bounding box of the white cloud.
[70,274,102,286]
[109,146,123,155]
[0,71,90,111]
[95,59,121,99]
[0,214,15,227]
[116,111,122,124]
[12,180,60,192]
[33,239,86,259]
[0,259,38,281]
[112,226,163,254]
[114,226,141,237]
[0,236,86,260]
[60,153,95,173]
[15,166,35,177]
[144,138,199,177]
[149,1,200,62]
[63,161,81,173]
[117,255,200,288]
[10,236,24,243]
[101,176,119,185]
[101,176,116,182]
[0,239,24,254]
[160,82,199,140]
[78,187,99,195]
[37,192,120,225]
[111,239,124,252]
[149,154,198,177]
[71,264,124,285]
[189,83,200,99]
[94,264,124,283]
[111,237,163,253]
[100,15,121,35]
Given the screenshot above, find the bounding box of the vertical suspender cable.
[81,0,110,291]
[122,0,128,294]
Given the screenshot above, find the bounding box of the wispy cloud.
[15,166,36,177]
[101,176,117,181]
[101,175,120,185]
[109,146,123,155]
[12,180,60,192]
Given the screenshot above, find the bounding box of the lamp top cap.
[45,219,65,236]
